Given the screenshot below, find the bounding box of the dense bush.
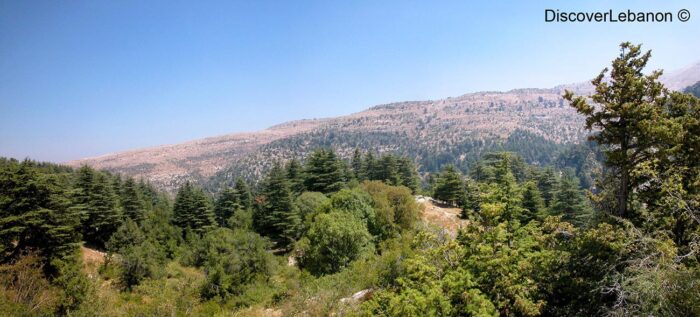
[297,212,373,276]
[361,181,419,239]
[293,191,329,235]
[118,240,166,290]
[185,228,274,300]
[326,188,378,237]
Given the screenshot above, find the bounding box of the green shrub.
[294,191,328,232]
[326,189,378,237]
[118,240,166,290]
[362,181,419,239]
[186,228,274,300]
[297,212,373,275]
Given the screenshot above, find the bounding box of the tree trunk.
[619,125,629,218]
[619,169,628,218]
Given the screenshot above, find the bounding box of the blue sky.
[1,1,699,162]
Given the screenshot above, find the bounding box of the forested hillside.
[2,42,700,316]
[67,59,700,194]
[686,80,700,97]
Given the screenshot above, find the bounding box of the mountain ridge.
[66,61,700,193]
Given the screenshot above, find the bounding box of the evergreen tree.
[483,152,528,182]
[397,157,420,193]
[137,179,158,208]
[362,151,378,181]
[172,182,216,234]
[378,155,401,186]
[469,161,493,183]
[303,149,345,194]
[433,165,464,205]
[118,240,166,290]
[647,91,700,249]
[233,178,252,211]
[190,228,273,299]
[120,178,145,224]
[82,173,122,248]
[536,167,558,208]
[0,161,81,266]
[521,181,545,223]
[214,187,243,227]
[106,218,145,253]
[460,178,481,219]
[551,172,591,226]
[564,42,668,218]
[492,165,523,222]
[259,164,299,245]
[285,158,305,194]
[173,182,194,229]
[351,148,363,180]
[52,251,93,314]
[70,165,95,224]
[141,205,182,259]
[490,153,513,181]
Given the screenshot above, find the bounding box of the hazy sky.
[1,1,699,162]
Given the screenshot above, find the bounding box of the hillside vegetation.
[67,58,700,195]
[2,42,700,316]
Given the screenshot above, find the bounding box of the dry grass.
[418,198,468,236]
[80,245,106,280]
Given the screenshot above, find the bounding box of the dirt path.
[81,246,106,265]
[416,196,468,236]
[80,246,107,279]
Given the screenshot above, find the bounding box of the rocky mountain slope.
[67,61,700,193]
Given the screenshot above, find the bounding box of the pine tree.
[351,148,363,180]
[564,42,668,218]
[233,178,252,211]
[469,161,493,183]
[536,167,558,208]
[378,155,401,186]
[493,166,523,222]
[190,187,216,233]
[460,178,481,219]
[259,164,299,246]
[173,182,216,234]
[303,149,345,194]
[214,187,243,227]
[82,173,122,248]
[362,151,378,181]
[521,181,545,223]
[120,178,146,224]
[433,165,464,205]
[137,179,158,208]
[106,218,145,253]
[285,159,305,194]
[111,174,123,202]
[645,91,700,249]
[173,183,195,229]
[70,165,95,224]
[397,157,420,193]
[0,161,81,265]
[551,172,591,226]
[491,153,513,181]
